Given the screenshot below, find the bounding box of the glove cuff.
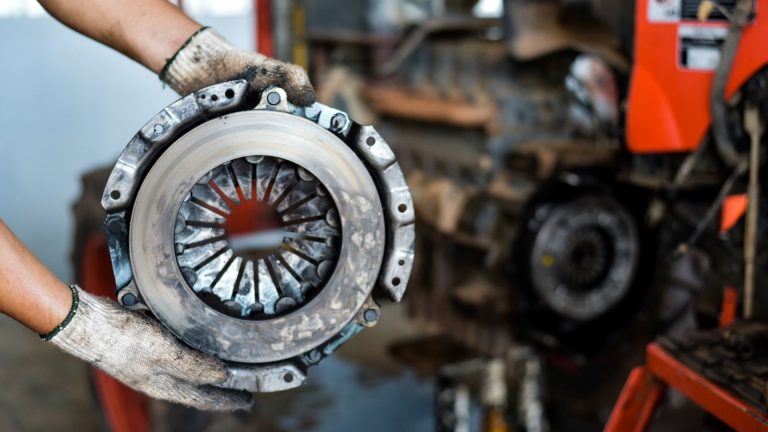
[43,285,132,366]
[160,27,234,95]
[39,284,80,341]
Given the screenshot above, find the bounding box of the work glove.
[161,27,315,106]
[43,285,252,411]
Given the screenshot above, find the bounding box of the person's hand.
[161,27,315,106]
[44,285,252,411]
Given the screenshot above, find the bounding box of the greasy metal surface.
[101,81,250,212]
[352,126,415,302]
[222,362,307,392]
[256,87,415,303]
[174,156,340,319]
[130,110,385,364]
[102,81,414,391]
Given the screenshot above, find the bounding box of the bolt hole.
[392,277,401,286]
[398,259,405,266]
[267,92,281,105]
[110,190,121,200]
[366,137,376,146]
[363,308,379,322]
[397,204,407,213]
[153,124,164,134]
[283,373,294,383]
[331,114,346,129]
[121,293,137,306]
[211,94,219,102]
[225,89,235,99]
[200,94,206,99]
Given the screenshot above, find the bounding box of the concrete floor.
[0,299,720,432]
[0,315,100,431]
[0,304,434,432]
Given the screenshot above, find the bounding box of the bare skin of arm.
[4,1,311,335]
[39,0,200,74]
[1,1,199,334]
[40,0,315,104]
[1,1,311,410]
[0,218,251,410]
[0,219,72,333]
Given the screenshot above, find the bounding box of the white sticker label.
[678,25,728,70]
[686,47,722,70]
[648,0,681,22]
[678,25,729,39]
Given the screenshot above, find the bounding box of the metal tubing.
[743,103,762,318]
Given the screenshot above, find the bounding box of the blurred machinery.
[69,0,768,430]
[309,0,646,357]
[300,0,768,429]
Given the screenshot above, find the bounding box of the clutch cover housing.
[100,81,414,392]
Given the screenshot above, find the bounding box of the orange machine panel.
[627,0,768,154]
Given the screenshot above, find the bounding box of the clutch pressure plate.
[100,81,414,392]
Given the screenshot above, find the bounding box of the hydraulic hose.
[710,0,753,167]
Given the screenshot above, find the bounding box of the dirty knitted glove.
[161,27,315,106]
[43,285,252,412]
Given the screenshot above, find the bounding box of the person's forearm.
[41,0,315,104]
[0,219,72,334]
[0,219,250,410]
[39,0,201,74]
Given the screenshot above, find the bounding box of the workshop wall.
[0,14,253,280]
[0,10,257,430]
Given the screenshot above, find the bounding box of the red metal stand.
[80,234,150,432]
[255,0,274,57]
[605,343,768,432]
[604,366,664,432]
